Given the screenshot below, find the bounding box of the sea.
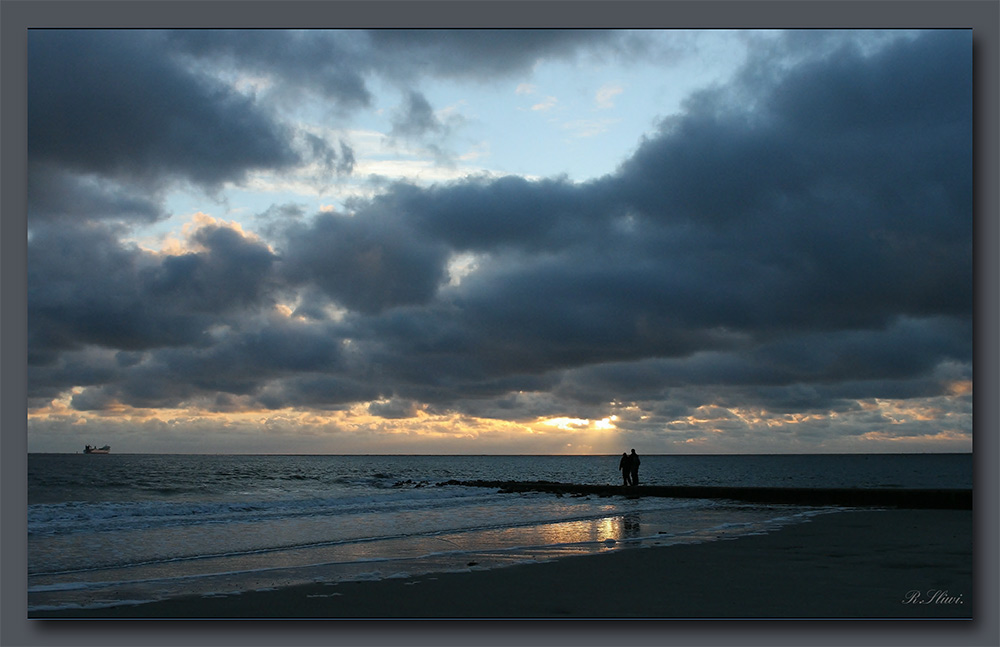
[26,452,972,614]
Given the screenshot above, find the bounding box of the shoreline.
[31,508,973,619]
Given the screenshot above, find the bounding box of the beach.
[32,508,973,619]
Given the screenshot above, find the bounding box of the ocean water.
[27,453,971,613]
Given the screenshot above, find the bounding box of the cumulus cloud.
[27,165,166,224]
[28,30,300,190]
[162,29,632,113]
[278,210,450,315]
[164,30,375,111]
[26,30,972,450]
[364,30,621,81]
[27,30,364,228]
[28,218,279,368]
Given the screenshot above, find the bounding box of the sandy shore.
[31,508,972,619]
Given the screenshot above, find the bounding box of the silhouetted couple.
[618,449,640,486]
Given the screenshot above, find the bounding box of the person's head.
[630,449,636,453]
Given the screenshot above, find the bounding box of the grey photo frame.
[3,1,997,645]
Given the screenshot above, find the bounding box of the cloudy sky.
[26,29,972,455]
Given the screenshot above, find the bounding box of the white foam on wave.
[27,484,503,537]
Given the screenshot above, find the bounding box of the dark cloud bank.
[27,30,972,445]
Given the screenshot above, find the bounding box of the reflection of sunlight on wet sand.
[480,514,644,555]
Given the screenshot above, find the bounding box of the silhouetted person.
[618,452,631,486]
[629,449,640,486]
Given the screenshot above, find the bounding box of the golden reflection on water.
[493,514,643,553]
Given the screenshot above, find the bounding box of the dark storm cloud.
[279,211,450,315]
[165,30,375,111]
[64,321,348,410]
[618,31,971,236]
[28,223,207,363]
[255,375,381,411]
[167,30,621,95]
[27,220,279,374]
[159,30,627,124]
[368,398,420,419]
[301,30,970,416]
[27,347,126,408]
[114,319,345,408]
[27,164,165,224]
[27,30,973,429]
[26,30,326,234]
[28,30,301,189]
[372,175,604,251]
[24,29,643,229]
[609,30,972,334]
[38,305,347,412]
[548,316,971,412]
[144,224,278,313]
[365,30,623,80]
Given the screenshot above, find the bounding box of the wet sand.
[31,508,973,619]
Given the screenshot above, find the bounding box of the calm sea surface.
[27,453,971,613]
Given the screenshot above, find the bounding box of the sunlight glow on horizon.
[27,389,972,455]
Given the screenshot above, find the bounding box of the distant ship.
[84,444,110,454]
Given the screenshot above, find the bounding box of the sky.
[26,29,973,455]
